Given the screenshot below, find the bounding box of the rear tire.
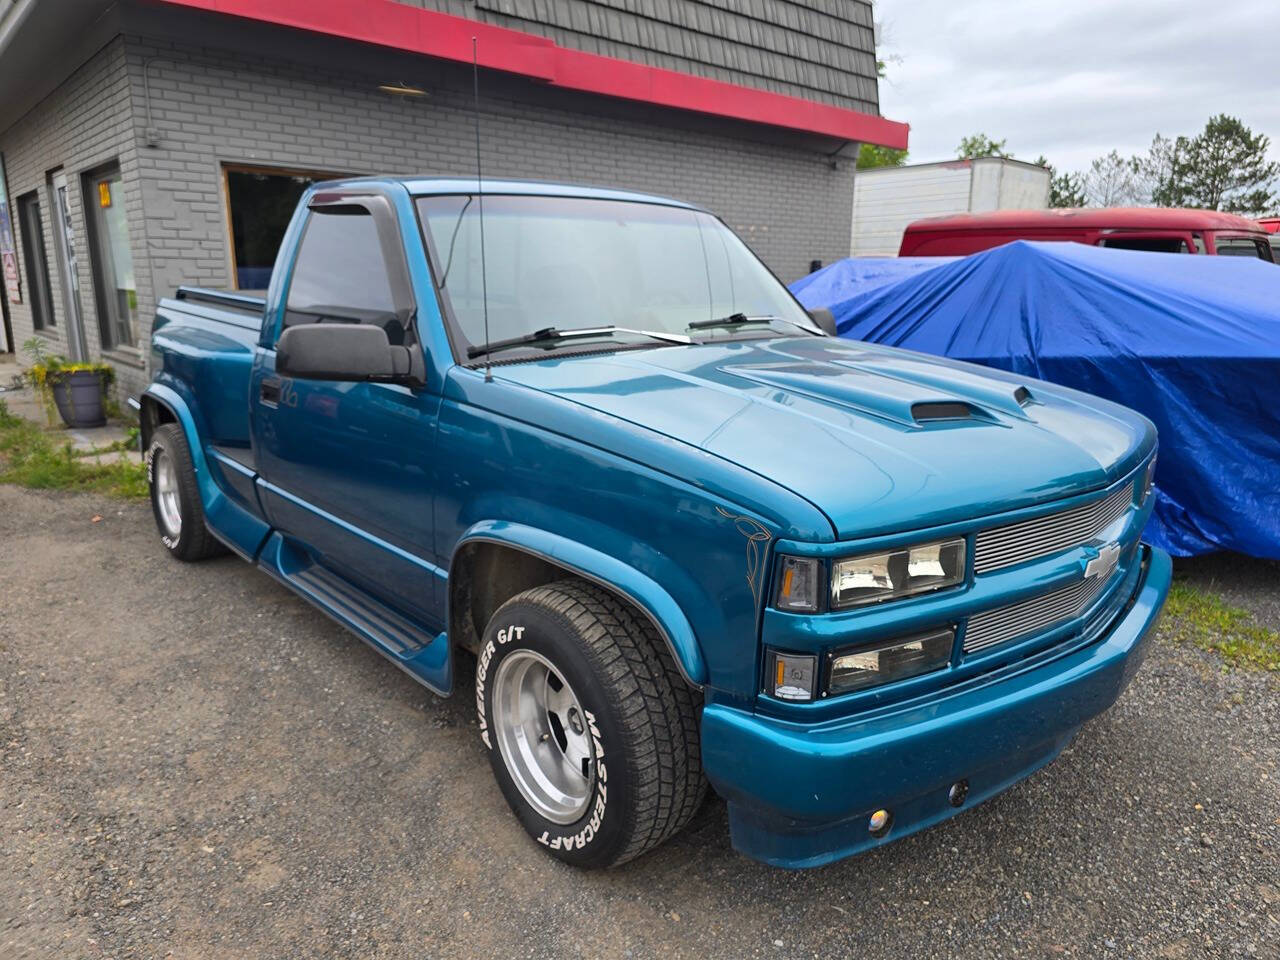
[146,423,226,562]
[476,578,706,868]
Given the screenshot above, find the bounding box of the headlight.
[830,538,966,609]
[827,627,954,696]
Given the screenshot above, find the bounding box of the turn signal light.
[766,650,816,701]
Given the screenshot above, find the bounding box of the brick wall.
[2,33,857,398]
[0,38,148,391]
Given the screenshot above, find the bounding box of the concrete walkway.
[0,355,139,465]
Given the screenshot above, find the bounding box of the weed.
[1163,580,1280,672]
[0,399,147,500]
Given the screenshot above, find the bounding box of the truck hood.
[490,336,1153,540]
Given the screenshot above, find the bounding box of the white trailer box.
[851,157,1050,257]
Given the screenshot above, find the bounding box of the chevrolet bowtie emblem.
[1083,542,1121,580]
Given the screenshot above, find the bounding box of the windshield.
[417,194,816,353]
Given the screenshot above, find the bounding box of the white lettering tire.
[146,423,226,562]
[476,579,706,868]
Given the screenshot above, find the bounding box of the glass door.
[49,171,88,362]
[85,167,140,349]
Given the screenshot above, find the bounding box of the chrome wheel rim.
[153,449,182,539]
[492,649,594,824]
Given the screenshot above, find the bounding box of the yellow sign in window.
[98,181,111,208]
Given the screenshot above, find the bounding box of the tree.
[1082,150,1143,207]
[956,134,1012,160]
[1167,114,1279,215]
[1132,134,1180,207]
[857,143,909,170]
[1034,156,1088,208]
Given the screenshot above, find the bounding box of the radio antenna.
[471,37,492,382]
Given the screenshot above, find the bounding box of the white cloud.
[874,0,1280,173]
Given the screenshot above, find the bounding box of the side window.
[1214,236,1272,260]
[283,207,413,345]
[1101,236,1189,254]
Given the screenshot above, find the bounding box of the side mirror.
[808,307,838,337]
[276,324,421,385]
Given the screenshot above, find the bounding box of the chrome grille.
[974,482,1133,574]
[963,573,1110,654]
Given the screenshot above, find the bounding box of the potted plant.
[23,338,115,429]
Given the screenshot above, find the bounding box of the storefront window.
[17,192,55,331]
[225,165,350,290]
[85,167,139,349]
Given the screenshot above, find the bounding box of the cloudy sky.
[874,0,1280,173]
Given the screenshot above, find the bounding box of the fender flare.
[140,383,272,561]
[140,383,218,502]
[452,520,708,687]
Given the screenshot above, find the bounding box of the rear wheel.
[476,579,706,868]
[146,423,226,561]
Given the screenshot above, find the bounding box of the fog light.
[869,808,893,837]
[948,779,969,807]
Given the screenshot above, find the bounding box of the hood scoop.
[827,353,1036,419]
[728,362,996,428]
[911,401,987,423]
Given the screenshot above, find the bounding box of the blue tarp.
[791,241,1280,559]
[790,256,954,304]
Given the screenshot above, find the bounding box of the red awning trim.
[156,0,909,148]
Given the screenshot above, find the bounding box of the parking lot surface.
[1,485,1277,959]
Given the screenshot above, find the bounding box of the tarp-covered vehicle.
[793,241,1280,559]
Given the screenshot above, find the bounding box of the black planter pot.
[50,370,107,428]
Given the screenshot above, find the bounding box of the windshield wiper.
[466,325,691,360]
[687,312,820,334]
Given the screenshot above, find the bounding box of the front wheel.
[476,579,706,868]
[146,423,226,562]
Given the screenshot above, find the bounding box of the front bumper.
[702,544,1171,869]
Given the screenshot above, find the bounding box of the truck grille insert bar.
[974,482,1133,574]
[963,573,1110,654]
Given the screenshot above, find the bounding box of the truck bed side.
[150,286,264,449]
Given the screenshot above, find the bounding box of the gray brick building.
[0,0,906,399]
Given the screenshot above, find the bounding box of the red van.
[899,208,1276,261]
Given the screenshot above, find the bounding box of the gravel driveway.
[1,485,1276,959]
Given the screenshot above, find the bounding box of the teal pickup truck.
[139,177,1170,869]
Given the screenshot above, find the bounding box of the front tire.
[476,579,706,868]
[146,423,226,562]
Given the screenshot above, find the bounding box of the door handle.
[260,378,281,406]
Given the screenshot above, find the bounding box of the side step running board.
[257,532,451,695]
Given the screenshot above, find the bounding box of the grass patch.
[0,399,147,500]
[1163,580,1280,672]
[73,425,141,459]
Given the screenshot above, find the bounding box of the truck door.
[249,193,445,629]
